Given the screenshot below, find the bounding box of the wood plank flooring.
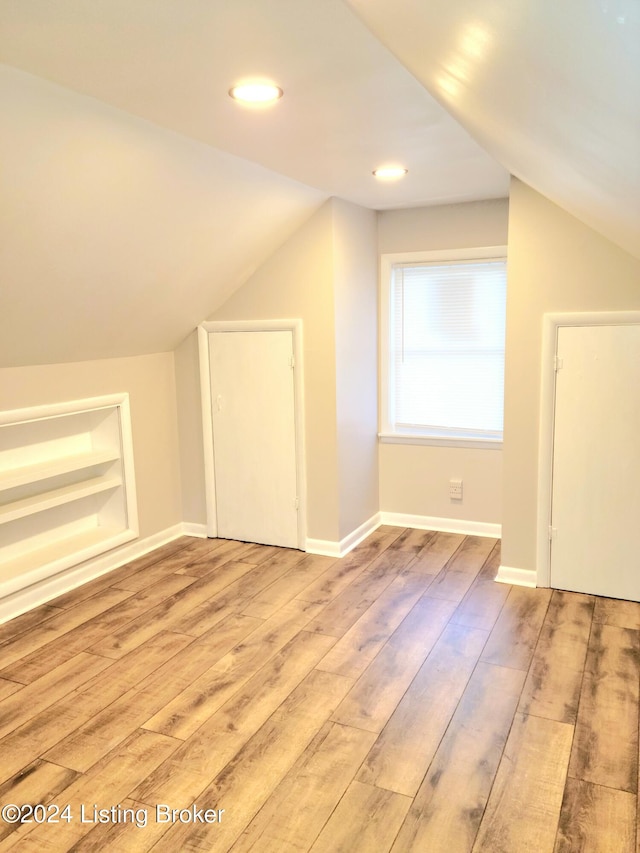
[0,528,639,851]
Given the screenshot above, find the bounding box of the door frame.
[198,319,307,548]
[537,310,640,587]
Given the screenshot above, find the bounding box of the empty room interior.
[1,1,640,850]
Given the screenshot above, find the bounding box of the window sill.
[378,433,503,450]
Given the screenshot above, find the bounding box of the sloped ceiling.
[0,0,509,368]
[0,66,325,367]
[346,0,640,259]
[0,0,508,210]
[3,0,636,368]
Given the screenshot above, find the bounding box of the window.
[380,247,507,448]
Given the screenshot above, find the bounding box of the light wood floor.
[0,527,638,852]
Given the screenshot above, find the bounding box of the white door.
[209,330,299,548]
[550,324,640,600]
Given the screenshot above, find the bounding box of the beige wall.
[204,200,341,542]
[174,331,206,527]
[0,353,183,539]
[502,178,640,572]
[380,444,502,523]
[178,197,380,544]
[332,199,379,539]
[378,198,509,254]
[378,198,509,524]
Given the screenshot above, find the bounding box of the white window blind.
[389,258,506,440]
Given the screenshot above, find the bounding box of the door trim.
[537,311,640,588]
[198,319,307,548]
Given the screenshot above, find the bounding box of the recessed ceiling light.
[229,83,283,105]
[372,166,408,180]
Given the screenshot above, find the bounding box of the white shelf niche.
[0,394,139,598]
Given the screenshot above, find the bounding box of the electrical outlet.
[449,478,463,500]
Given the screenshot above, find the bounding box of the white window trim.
[380,246,507,449]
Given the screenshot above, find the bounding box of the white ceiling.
[346,0,640,258]
[0,65,325,366]
[0,0,510,210]
[1,0,637,368]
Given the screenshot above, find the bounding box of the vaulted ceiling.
[346,0,640,259]
[1,0,637,367]
[0,0,509,210]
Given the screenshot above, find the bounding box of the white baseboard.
[306,513,382,558]
[0,506,508,625]
[181,521,208,538]
[380,512,501,539]
[305,539,342,558]
[0,523,193,626]
[495,564,537,588]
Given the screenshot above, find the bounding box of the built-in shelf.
[0,449,121,492]
[0,526,135,598]
[0,475,122,525]
[0,394,139,601]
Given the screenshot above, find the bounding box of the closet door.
[209,330,299,548]
[550,324,640,600]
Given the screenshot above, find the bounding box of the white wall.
[377,198,508,527]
